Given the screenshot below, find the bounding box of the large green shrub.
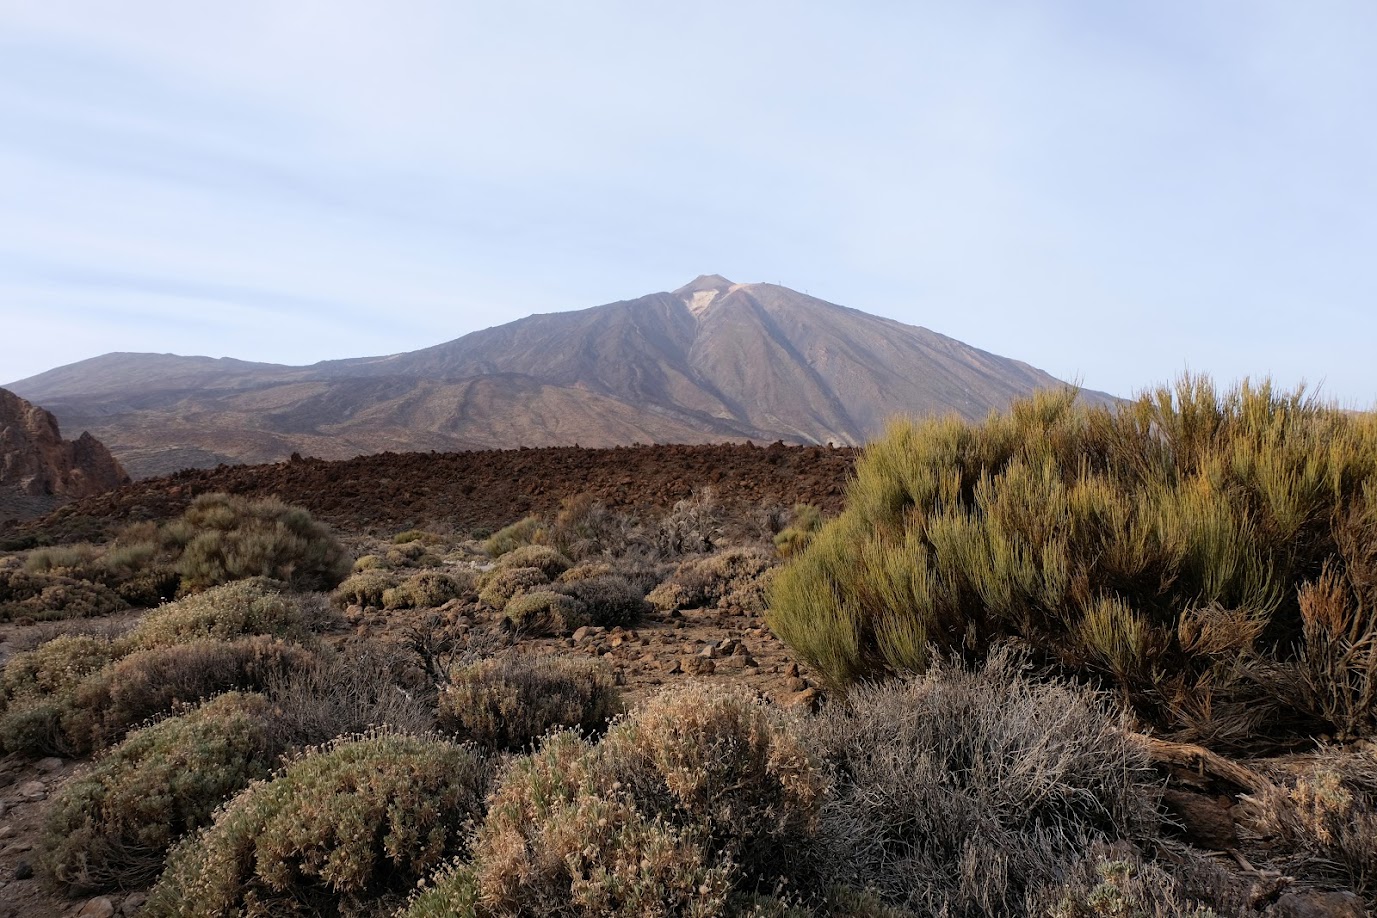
[40,692,284,892]
[769,378,1377,749]
[145,731,490,918]
[175,493,352,593]
[128,577,335,650]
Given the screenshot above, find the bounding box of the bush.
[494,544,573,580]
[0,635,119,755]
[175,493,352,593]
[468,730,733,917]
[0,570,127,622]
[802,651,1159,917]
[333,569,397,608]
[383,571,475,610]
[1035,846,1222,918]
[482,516,543,558]
[600,683,826,885]
[653,487,723,557]
[478,566,549,609]
[436,657,621,752]
[40,692,284,892]
[772,504,824,559]
[63,637,318,755]
[128,577,336,650]
[769,378,1377,750]
[502,590,588,635]
[647,548,775,614]
[554,575,648,628]
[145,731,490,918]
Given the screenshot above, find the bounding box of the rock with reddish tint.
[77,898,116,918]
[1271,890,1365,918]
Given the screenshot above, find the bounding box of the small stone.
[785,676,808,693]
[664,659,683,675]
[0,825,13,840]
[683,657,716,676]
[121,892,148,914]
[16,780,45,801]
[77,897,116,918]
[572,626,594,642]
[12,860,31,880]
[34,757,64,773]
[699,645,718,659]
[786,662,800,678]
[742,655,758,668]
[1272,890,1365,918]
[732,642,750,656]
[786,687,821,710]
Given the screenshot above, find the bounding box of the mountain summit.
[8,279,1113,478]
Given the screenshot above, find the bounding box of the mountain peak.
[674,274,735,295]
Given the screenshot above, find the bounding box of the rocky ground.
[2,443,857,546]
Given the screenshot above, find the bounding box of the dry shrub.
[1034,845,1222,918]
[175,493,352,593]
[494,545,573,581]
[647,548,775,613]
[333,569,398,608]
[386,540,441,569]
[802,651,1160,917]
[145,731,491,918]
[262,644,435,747]
[129,577,336,650]
[478,567,549,609]
[482,516,543,558]
[0,635,120,755]
[383,570,475,610]
[553,574,647,628]
[1242,751,1377,899]
[39,692,284,893]
[653,487,723,557]
[502,590,588,636]
[69,636,318,754]
[468,730,732,918]
[436,657,621,752]
[544,493,639,560]
[560,558,667,596]
[0,569,127,622]
[600,683,826,885]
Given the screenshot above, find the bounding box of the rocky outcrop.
[0,388,129,522]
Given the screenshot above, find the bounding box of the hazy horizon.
[3,3,1375,407]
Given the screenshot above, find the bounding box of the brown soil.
[4,443,857,545]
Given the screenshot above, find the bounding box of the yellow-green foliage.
[478,566,549,609]
[773,503,824,558]
[769,378,1377,748]
[494,544,573,580]
[175,493,352,593]
[40,692,283,892]
[145,731,490,918]
[383,570,475,610]
[482,516,543,558]
[502,590,588,635]
[437,657,621,752]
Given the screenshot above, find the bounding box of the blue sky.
[1,2,1374,405]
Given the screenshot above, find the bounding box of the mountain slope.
[8,276,1114,478]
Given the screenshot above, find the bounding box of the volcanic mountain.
[7,276,1113,478]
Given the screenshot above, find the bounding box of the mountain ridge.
[8,276,1115,478]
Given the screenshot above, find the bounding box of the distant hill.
[8,276,1115,479]
[0,387,130,522]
